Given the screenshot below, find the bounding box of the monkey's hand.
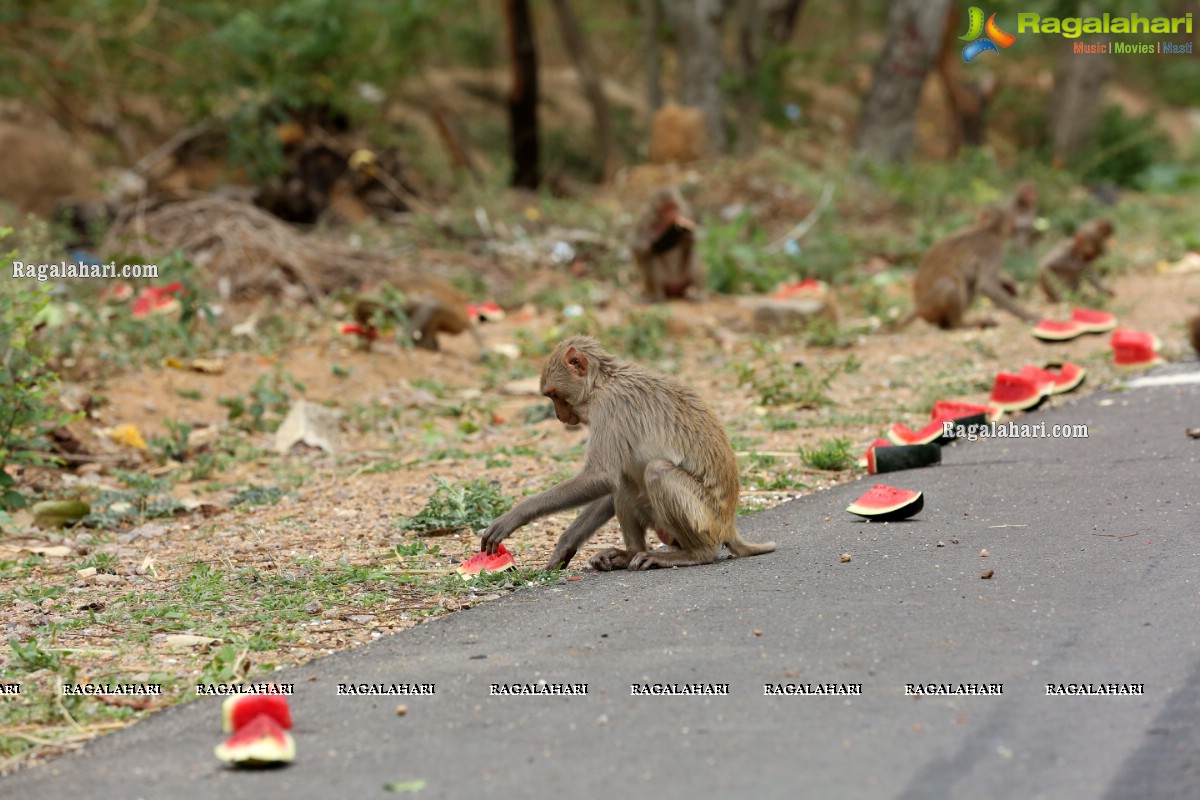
[481,512,521,554]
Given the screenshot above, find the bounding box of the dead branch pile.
[102,197,406,299]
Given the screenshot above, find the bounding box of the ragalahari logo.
[961,8,1016,62]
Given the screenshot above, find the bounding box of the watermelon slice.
[856,437,892,468]
[846,484,924,522]
[215,713,296,766]
[929,400,1001,423]
[222,692,293,734]
[988,372,1048,413]
[1032,319,1085,342]
[1111,329,1164,369]
[866,443,941,475]
[1070,308,1117,333]
[1016,365,1059,395]
[885,421,945,446]
[1111,328,1162,351]
[457,544,516,578]
[1031,361,1086,394]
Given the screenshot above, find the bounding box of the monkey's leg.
[548,495,614,569]
[406,302,440,350]
[1084,270,1114,298]
[627,459,721,570]
[589,483,650,572]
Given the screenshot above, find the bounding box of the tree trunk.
[1047,6,1111,164]
[765,0,807,44]
[640,0,664,114]
[665,0,728,154]
[935,6,997,155]
[550,0,615,183]
[855,0,950,164]
[505,0,540,189]
[734,0,765,155]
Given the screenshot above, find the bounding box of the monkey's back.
[590,364,740,520]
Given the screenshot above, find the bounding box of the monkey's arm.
[481,472,611,553]
[1083,268,1114,297]
[978,277,1039,322]
[546,495,615,569]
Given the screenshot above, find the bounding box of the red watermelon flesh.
[222,692,293,734]
[887,420,953,446]
[1034,361,1086,394]
[457,544,516,577]
[857,437,892,468]
[1032,319,1084,342]
[215,713,296,766]
[1111,328,1162,351]
[930,400,1001,422]
[846,484,924,521]
[1016,366,1060,395]
[988,373,1047,412]
[1070,308,1117,333]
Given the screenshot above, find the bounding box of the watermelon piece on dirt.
[846,484,924,522]
[1070,308,1117,333]
[215,713,296,767]
[1031,319,1084,342]
[1111,328,1162,351]
[1111,329,1164,369]
[988,373,1048,413]
[929,400,1001,423]
[457,544,516,578]
[222,692,293,734]
[1029,361,1086,394]
[866,443,941,475]
[857,437,892,468]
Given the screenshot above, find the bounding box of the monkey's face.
[543,386,583,426]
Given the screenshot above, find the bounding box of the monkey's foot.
[589,548,633,571]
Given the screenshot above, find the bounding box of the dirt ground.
[2,240,1198,772]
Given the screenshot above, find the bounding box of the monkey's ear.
[563,346,589,377]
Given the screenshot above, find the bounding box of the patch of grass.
[800,438,853,471]
[763,415,798,431]
[229,485,286,507]
[219,371,305,433]
[398,477,513,535]
[83,470,183,528]
[736,355,859,408]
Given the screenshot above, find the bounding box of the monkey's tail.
[725,533,776,558]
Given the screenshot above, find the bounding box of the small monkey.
[1037,219,1115,302]
[480,336,775,571]
[631,188,707,302]
[1008,182,1040,250]
[353,275,483,354]
[896,208,1038,330]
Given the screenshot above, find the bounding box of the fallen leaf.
[107,424,148,451]
[274,400,340,455]
[33,499,90,529]
[384,780,427,793]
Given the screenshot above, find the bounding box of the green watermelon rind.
[846,485,924,521]
[1031,319,1084,342]
[1041,361,1087,394]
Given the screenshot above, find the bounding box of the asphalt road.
[4,363,1199,800]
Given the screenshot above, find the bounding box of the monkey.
[352,275,483,354]
[1008,182,1040,250]
[630,188,707,302]
[480,336,775,571]
[1037,219,1115,302]
[894,207,1038,330]
[1189,312,1200,359]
